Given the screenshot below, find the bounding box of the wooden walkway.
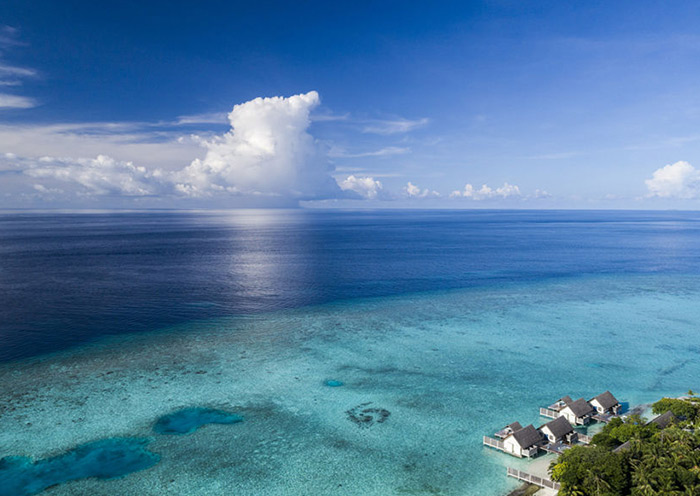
[507,467,561,490]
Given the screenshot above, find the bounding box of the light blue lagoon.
[2,274,700,495]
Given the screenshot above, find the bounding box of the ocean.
[1,210,700,495]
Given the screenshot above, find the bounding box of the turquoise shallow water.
[1,273,699,495]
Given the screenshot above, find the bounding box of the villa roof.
[561,395,573,404]
[565,398,595,418]
[512,424,544,448]
[507,421,523,431]
[592,391,619,409]
[541,416,574,438]
[649,411,677,429]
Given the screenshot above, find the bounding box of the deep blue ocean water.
[2,209,700,362]
[3,209,700,495]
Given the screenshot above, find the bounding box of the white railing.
[507,467,561,490]
[483,436,505,450]
[577,433,593,444]
[540,407,559,418]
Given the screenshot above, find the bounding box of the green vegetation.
[651,397,700,420]
[550,397,700,496]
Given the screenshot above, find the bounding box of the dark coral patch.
[0,438,159,496]
[153,407,243,435]
[346,402,390,428]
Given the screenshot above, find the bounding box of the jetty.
[506,467,560,491]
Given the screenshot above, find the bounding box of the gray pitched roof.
[511,424,544,448]
[592,391,619,410]
[507,421,523,431]
[649,410,677,429]
[541,415,574,438]
[561,395,573,404]
[566,398,595,417]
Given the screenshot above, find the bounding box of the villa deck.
[539,407,559,419]
[542,441,570,455]
[592,413,615,423]
[483,436,505,451]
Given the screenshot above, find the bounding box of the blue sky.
[2,0,700,208]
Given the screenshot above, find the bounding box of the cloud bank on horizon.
[0,89,693,208]
[0,90,542,207]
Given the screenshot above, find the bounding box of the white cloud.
[0,93,36,108]
[21,154,162,196]
[0,123,202,172]
[310,111,349,122]
[173,91,339,199]
[1,91,426,206]
[533,189,552,199]
[645,160,700,199]
[0,64,36,78]
[0,27,38,109]
[450,182,522,200]
[175,112,228,125]
[404,181,440,198]
[329,146,409,158]
[338,175,383,199]
[362,118,429,135]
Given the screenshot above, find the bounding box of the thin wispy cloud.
[0,94,36,109]
[0,63,36,78]
[525,151,579,160]
[329,146,410,158]
[175,112,228,125]
[0,25,38,110]
[310,111,349,122]
[362,117,429,135]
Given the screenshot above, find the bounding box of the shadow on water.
[153,407,244,435]
[0,438,159,496]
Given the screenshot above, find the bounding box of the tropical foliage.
[550,397,700,495]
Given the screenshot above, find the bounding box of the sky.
[2,0,700,208]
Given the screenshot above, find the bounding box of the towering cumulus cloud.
[174,91,339,200]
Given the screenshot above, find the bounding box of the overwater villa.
[589,390,622,415]
[483,416,581,458]
[540,415,577,444]
[484,391,622,459]
[500,425,544,458]
[558,397,596,425]
[540,391,620,425]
